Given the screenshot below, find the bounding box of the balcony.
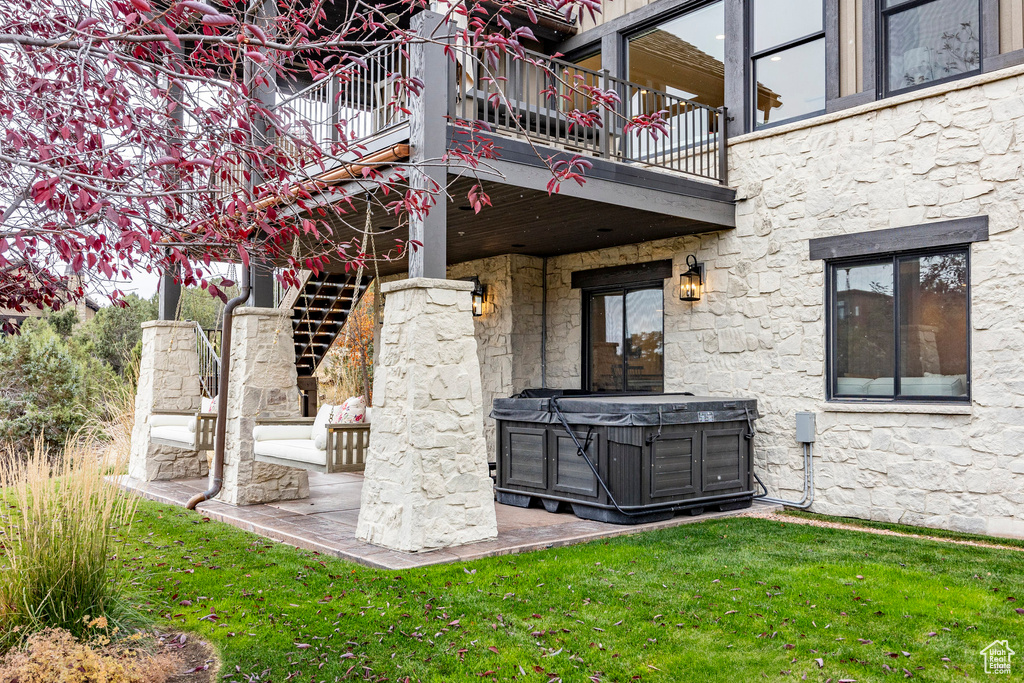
[280,41,727,184]
[266,11,736,278]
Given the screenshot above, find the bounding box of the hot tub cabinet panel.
[492,394,758,524]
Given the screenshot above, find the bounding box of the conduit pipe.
[186,266,252,510]
[754,442,815,509]
[754,411,816,509]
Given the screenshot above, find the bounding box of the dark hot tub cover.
[490,392,759,428]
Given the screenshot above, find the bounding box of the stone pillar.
[129,321,207,481]
[356,278,498,552]
[219,307,309,505]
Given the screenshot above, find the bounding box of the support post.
[249,264,276,308]
[158,262,182,321]
[129,321,207,481]
[408,11,452,280]
[219,307,309,505]
[723,0,747,137]
[357,278,498,552]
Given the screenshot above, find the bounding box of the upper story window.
[881,0,981,95]
[627,2,725,109]
[828,249,970,402]
[751,0,826,128]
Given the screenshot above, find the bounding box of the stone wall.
[220,307,309,505]
[522,66,1024,538]
[357,278,497,552]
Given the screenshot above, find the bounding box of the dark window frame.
[748,0,828,130]
[876,0,983,98]
[581,278,668,394]
[825,245,972,404]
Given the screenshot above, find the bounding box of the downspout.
[540,257,548,389]
[186,266,252,510]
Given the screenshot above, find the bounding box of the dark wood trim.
[825,90,875,113]
[557,0,715,54]
[724,0,748,136]
[571,260,673,289]
[984,48,1024,73]
[809,216,989,261]
[862,0,878,99]
[981,0,1000,67]
[249,264,275,307]
[825,0,841,103]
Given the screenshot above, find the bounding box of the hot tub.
[491,391,759,524]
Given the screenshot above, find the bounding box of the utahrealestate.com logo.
[981,640,1015,674]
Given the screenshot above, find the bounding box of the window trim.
[876,0,983,98]
[825,246,972,404]
[581,280,667,394]
[748,0,828,130]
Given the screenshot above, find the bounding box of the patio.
[119,472,781,570]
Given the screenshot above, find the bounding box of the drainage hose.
[186,266,252,510]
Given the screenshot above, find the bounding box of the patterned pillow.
[201,396,218,413]
[335,396,367,424]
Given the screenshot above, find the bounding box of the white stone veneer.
[129,321,207,481]
[507,68,1024,538]
[219,307,309,505]
[357,278,497,552]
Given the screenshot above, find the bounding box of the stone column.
[219,307,309,505]
[356,278,498,552]
[129,321,207,481]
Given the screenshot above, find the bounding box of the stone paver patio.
[120,473,780,569]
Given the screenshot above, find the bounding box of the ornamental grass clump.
[0,434,142,651]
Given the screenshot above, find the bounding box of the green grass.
[122,499,1024,682]
[782,510,1024,550]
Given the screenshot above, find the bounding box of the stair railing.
[195,322,221,399]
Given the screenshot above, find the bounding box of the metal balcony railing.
[455,49,727,183]
[271,39,727,184]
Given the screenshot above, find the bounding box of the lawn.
[123,499,1024,682]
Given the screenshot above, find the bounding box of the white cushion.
[835,377,872,395]
[312,403,334,450]
[150,414,193,428]
[151,425,196,448]
[901,375,966,397]
[364,407,373,424]
[866,377,895,396]
[253,439,327,466]
[252,424,313,441]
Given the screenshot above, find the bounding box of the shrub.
[73,293,156,377]
[0,319,116,453]
[0,435,142,651]
[0,629,179,683]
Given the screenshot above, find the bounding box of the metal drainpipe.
[540,257,548,388]
[186,267,252,510]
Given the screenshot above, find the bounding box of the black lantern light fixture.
[679,255,705,302]
[462,276,486,316]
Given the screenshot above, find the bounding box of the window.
[751,0,826,128]
[881,0,981,95]
[627,2,725,108]
[829,249,970,401]
[585,286,664,393]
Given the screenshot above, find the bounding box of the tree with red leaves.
[0,0,627,329]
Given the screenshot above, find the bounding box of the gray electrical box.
[795,412,816,443]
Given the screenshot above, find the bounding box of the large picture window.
[881,0,981,95]
[829,248,970,401]
[585,285,664,393]
[750,0,825,128]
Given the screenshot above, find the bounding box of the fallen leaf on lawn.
[815,658,824,669]
[487,646,499,654]
[295,643,311,649]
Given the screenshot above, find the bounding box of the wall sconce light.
[462,276,486,316]
[679,255,705,302]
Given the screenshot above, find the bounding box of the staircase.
[290,271,371,378]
